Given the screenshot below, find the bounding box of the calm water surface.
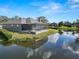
[0,32,79,59]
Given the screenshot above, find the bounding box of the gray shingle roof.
[1,18,47,24]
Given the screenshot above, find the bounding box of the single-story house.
[1,18,48,34]
[72,23,79,28]
[49,22,58,29]
[63,22,72,27]
[75,23,79,28]
[49,22,58,27]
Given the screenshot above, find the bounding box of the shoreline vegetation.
[0,25,79,42]
[0,29,58,42]
[59,26,79,31]
[49,26,79,31]
[0,25,78,42]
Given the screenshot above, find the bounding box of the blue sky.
[0,0,79,22]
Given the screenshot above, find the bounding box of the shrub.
[1,29,13,40]
[59,26,78,31]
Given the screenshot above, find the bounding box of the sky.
[0,0,79,23]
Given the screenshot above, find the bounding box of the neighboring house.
[1,18,48,34]
[49,22,58,27]
[72,23,79,27]
[75,23,79,27]
[63,22,72,27]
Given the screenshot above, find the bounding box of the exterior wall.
[21,24,32,31]
[0,25,2,29]
[35,29,48,34]
[2,24,48,34]
[75,23,79,27]
[3,24,21,32]
[21,24,33,33]
[32,24,48,31]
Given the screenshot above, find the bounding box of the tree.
[26,17,35,23]
[13,16,21,20]
[37,16,48,23]
[0,16,9,23]
[76,19,79,23]
[63,21,72,27]
[58,21,64,27]
[75,19,79,28]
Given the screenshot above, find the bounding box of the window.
[17,24,19,27]
[11,24,13,26]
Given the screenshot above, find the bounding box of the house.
[1,18,48,34]
[49,22,58,29]
[72,23,79,28]
[63,22,72,27]
[49,22,58,27]
[74,23,79,28]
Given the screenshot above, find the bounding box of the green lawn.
[59,26,78,31]
[0,29,58,42]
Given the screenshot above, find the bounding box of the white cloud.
[0,8,9,13]
[68,0,79,4]
[39,2,62,14]
[41,6,49,10]
[51,4,61,10]
[29,2,44,7]
[71,0,79,3]
[71,4,79,8]
[0,7,21,16]
[67,0,79,9]
[43,10,52,14]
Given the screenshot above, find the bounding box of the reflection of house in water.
[22,39,53,59]
[16,39,48,59]
[16,38,48,49]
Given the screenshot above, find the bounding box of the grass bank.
[34,29,58,41]
[0,29,58,42]
[59,26,78,31]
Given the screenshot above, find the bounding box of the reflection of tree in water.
[23,39,49,59]
[16,38,48,49]
[0,33,78,59]
[0,38,47,48]
[72,31,75,35]
[25,48,52,59]
[0,41,13,46]
[58,29,63,35]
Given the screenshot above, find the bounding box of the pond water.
[0,32,79,59]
